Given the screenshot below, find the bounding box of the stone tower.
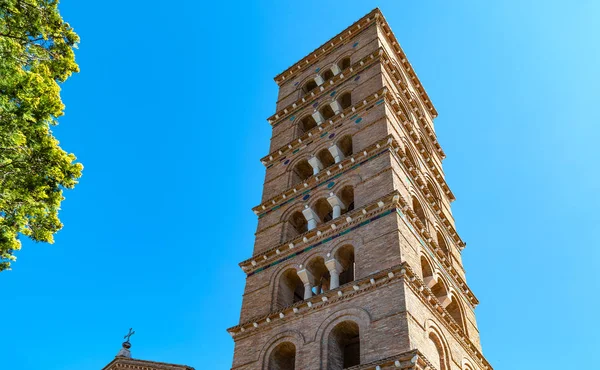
[228,8,492,370]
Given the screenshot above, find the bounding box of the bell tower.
[228,8,493,370]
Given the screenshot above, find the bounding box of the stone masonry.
[228,8,493,370]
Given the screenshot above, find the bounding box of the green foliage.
[0,0,82,271]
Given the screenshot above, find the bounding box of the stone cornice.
[379,50,446,161]
[407,270,493,370]
[253,135,398,216]
[390,148,461,248]
[345,349,434,370]
[261,87,455,209]
[229,263,409,338]
[255,107,462,252]
[273,8,438,119]
[268,48,383,127]
[243,187,477,307]
[242,191,401,276]
[273,9,378,85]
[227,263,491,370]
[375,11,438,118]
[261,87,388,166]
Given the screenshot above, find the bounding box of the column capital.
[297,268,315,286]
[328,144,345,162]
[327,193,346,210]
[325,258,343,273]
[308,156,324,174]
[312,111,324,125]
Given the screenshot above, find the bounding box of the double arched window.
[420,256,467,333]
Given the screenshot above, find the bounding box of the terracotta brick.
[229,9,492,370]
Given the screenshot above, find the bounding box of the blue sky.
[3,1,600,369]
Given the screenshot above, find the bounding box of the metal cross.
[124,328,135,343]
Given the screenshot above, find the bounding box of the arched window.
[399,101,413,123]
[420,256,434,280]
[419,135,431,154]
[430,277,449,302]
[303,79,318,94]
[328,321,360,370]
[315,198,333,223]
[277,269,304,308]
[336,245,355,285]
[268,342,296,370]
[428,332,448,370]
[317,148,335,169]
[337,135,353,157]
[338,57,351,71]
[412,197,427,227]
[406,147,418,170]
[306,256,330,295]
[299,115,317,135]
[339,186,354,215]
[338,92,352,110]
[291,160,312,186]
[427,179,440,206]
[321,69,334,81]
[320,104,336,120]
[436,231,449,256]
[287,211,308,240]
[446,298,466,333]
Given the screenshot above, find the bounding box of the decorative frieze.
[228,262,490,370]
[261,87,388,166]
[268,48,384,127]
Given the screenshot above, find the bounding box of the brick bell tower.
[228,8,493,370]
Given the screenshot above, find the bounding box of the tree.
[0,0,82,271]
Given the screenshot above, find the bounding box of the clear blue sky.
[3,1,599,369]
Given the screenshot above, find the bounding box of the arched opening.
[405,147,418,170]
[399,101,413,123]
[303,79,318,94]
[291,160,312,185]
[317,148,335,169]
[299,115,317,135]
[420,256,434,280]
[307,256,330,295]
[419,135,431,154]
[321,69,334,81]
[338,57,351,71]
[336,245,355,285]
[337,135,353,157]
[338,92,352,110]
[427,179,440,206]
[446,298,466,333]
[436,231,449,256]
[430,278,449,302]
[412,197,427,227]
[328,321,360,370]
[286,211,308,240]
[339,186,354,215]
[277,269,304,308]
[268,342,296,370]
[314,198,333,223]
[320,104,336,120]
[428,332,448,370]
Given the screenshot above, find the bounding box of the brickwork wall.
[230,9,490,370]
[233,280,411,370]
